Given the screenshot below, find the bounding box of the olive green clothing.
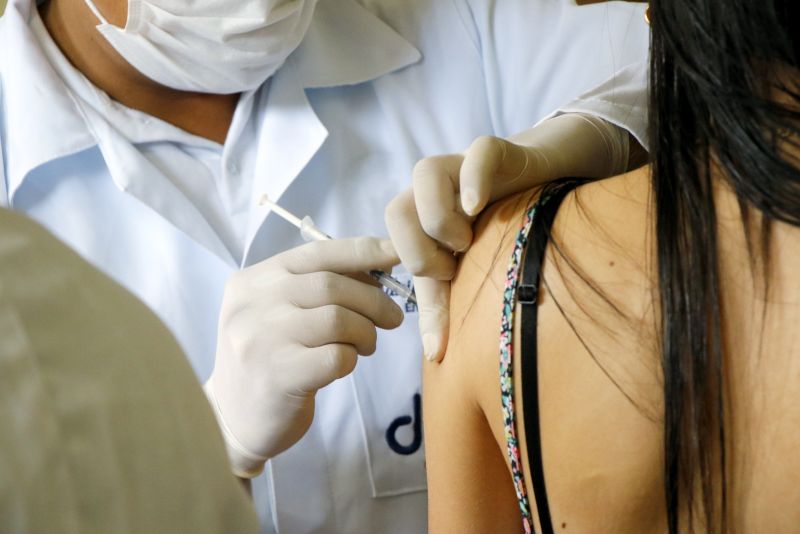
[0,208,258,533]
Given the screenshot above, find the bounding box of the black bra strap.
[518,181,583,534]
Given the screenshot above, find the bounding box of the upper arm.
[423,192,537,533]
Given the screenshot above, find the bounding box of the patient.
[423,1,800,533]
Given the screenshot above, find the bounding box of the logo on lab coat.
[386,393,422,456]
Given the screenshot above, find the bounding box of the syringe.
[260,195,417,305]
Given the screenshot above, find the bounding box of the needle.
[260,195,417,305]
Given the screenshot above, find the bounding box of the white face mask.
[84,0,318,94]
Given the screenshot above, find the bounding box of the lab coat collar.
[1,0,97,203]
[241,0,421,264]
[292,0,422,90]
[0,3,236,265]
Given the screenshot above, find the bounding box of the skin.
[424,166,800,532]
[38,0,239,143]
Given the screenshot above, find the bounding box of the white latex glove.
[204,237,404,478]
[385,113,630,362]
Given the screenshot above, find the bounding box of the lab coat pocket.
[351,290,427,498]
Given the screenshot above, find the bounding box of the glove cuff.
[203,380,268,479]
[574,113,630,177]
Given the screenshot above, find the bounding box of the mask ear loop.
[83,0,110,25]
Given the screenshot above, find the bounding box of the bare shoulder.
[448,164,655,376]
[546,166,656,331]
[431,168,664,532]
[445,187,542,407]
[449,189,538,339]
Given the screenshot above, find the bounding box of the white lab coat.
[0,0,649,532]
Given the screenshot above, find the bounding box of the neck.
[39,0,239,144]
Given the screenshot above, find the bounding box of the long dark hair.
[648,0,800,531]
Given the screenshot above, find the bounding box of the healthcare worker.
[0,0,649,532]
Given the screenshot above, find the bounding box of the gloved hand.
[204,237,404,478]
[385,113,631,362]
